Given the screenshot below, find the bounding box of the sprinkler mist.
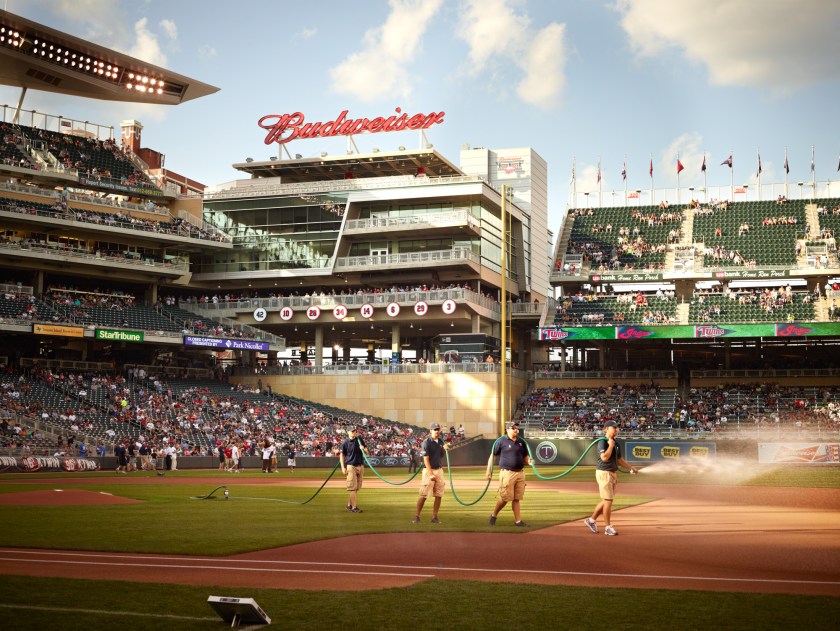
[636,455,778,485]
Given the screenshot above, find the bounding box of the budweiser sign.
[258,108,446,145]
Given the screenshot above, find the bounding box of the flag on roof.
[621,162,626,181]
[757,153,762,176]
[676,159,684,174]
[701,156,706,172]
[649,159,653,177]
[597,161,601,183]
[784,156,789,174]
[721,155,733,168]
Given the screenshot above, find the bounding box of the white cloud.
[659,132,705,184]
[458,0,567,108]
[329,0,444,101]
[159,19,178,42]
[459,0,531,71]
[128,17,168,66]
[301,27,318,40]
[616,0,840,92]
[516,23,566,109]
[198,44,217,60]
[576,163,604,193]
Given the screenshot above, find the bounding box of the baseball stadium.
[0,8,838,630]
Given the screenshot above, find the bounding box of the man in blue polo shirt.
[412,423,447,524]
[485,421,530,526]
[585,420,637,536]
[340,426,366,513]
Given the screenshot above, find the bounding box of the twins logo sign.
[535,441,558,464]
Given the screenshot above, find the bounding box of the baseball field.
[0,462,838,630]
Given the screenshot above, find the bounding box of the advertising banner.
[34,323,85,338]
[625,441,716,462]
[0,456,101,473]
[538,322,840,341]
[184,336,270,351]
[758,442,840,464]
[95,329,144,343]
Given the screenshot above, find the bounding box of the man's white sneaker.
[584,517,598,534]
[604,525,618,536]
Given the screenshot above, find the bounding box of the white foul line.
[0,549,836,587]
[0,603,216,621]
[0,556,433,579]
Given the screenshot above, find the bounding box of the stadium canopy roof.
[0,9,218,105]
[232,149,464,183]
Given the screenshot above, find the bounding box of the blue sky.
[3,0,840,232]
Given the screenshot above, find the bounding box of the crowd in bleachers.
[1,366,465,462]
[677,383,840,432]
[519,383,672,434]
[0,281,267,339]
[554,289,677,326]
[0,194,225,242]
[689,286,818,323]
[520,382,840,436]
[9,123,157,190]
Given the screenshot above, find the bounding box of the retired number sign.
[386,302,400,317]
[279,306,294,321]
[333,305,348,320]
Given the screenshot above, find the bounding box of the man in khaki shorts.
[412,423,447,524]
[340,426,366,513]
[485,421,530,527]
[585,420,637,536]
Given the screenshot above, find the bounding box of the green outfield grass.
[2,575,837,631]
[0,477,649,554]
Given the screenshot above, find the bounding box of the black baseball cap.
[430,423,441,430]
[603,421,617,428]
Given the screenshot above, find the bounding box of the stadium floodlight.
[207,596,271,627]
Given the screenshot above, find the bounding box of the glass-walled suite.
[198,196,343,273]
[356,200,517,279]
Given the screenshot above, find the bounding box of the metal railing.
[532,369,678,380]
[231,361,530,377]
[204,173,494,201]
[180,287,501,316]
[1,181,170,216]
[171,304,286,348]
[344,209,480,232]
[0,282,33,296]
[0,241,188,273]
[0,198,229,244]
[335,247,480,270]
